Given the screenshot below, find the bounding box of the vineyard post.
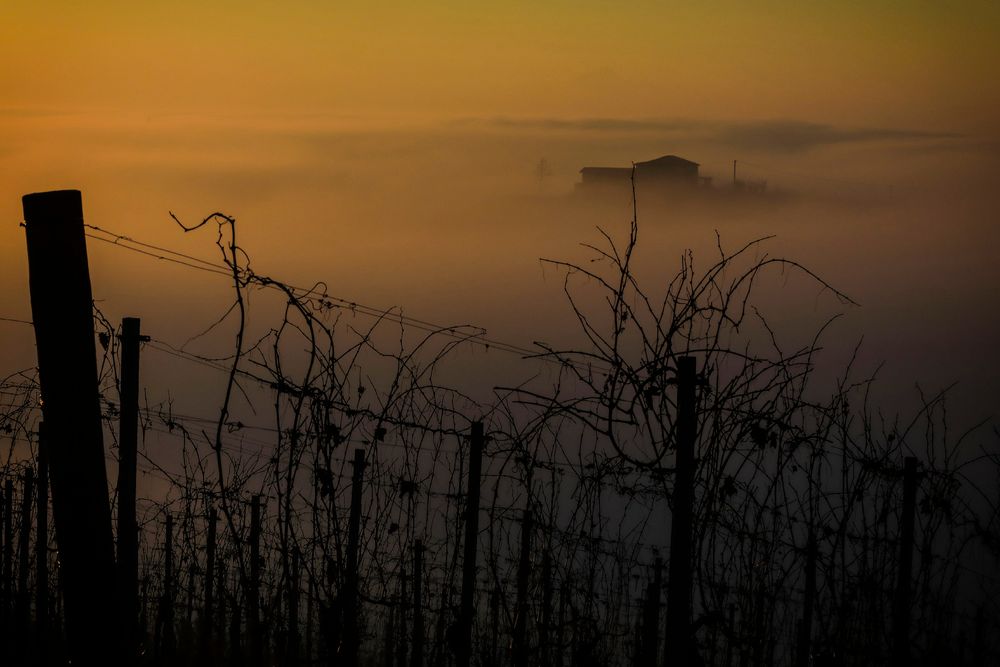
[250,494,262,667]
[16,468,34,653]
[488,585,499,667]
[2,478,12,629]
[160,513,176,658]
[513,505,533,667]
[892,457,918,666]
[456,421,484,667]
[410,539,424,667]
[540,549,552,666]
[345,448,366,667]
[396,561,408,667]
[201,506,217,661]
[796,531,817,667]
[22,189,119,664]
[641,557,663,667]
[36,423,49,656]
[118,315,143,659]
[288,547,300,666]
[665,355,697,667]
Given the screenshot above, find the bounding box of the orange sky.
[1,1,998,424]
[2,2,998,130]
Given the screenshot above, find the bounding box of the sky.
[1,1,999,434]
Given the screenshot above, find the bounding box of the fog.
[1,114,997,435]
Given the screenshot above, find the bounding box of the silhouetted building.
[578,155,709,192]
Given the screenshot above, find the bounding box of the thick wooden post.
[456,422,484,667]
[410,540,424,667]
[665,356,697,667]
[36,423,50,654]
[513,506,533,667]
[118,316,142,657]
[345,449,366,667]
[892,457,918,667]
[22,189,118,664]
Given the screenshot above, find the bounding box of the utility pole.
[22,189,118,665]
[892,457,918,667]
[345,448,366,667]
[665,356,697,667]
[118,316,144,661]
[456,422,484,667]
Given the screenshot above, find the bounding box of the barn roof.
[635,155,700,167]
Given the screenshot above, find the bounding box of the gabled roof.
[635,155,699,167]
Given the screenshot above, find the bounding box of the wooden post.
[641,557,662,667]
[540,549,552,667]
[0,487,4,636]
[288,548,301,666]
[160,513,176,658]
[229,586,243,664]
[345,448,366,667]
[892,457,918,667]
[118,316,142,658]
[665,356,697,667]
[513,506,533,667]
[456,422,484,667]
[488,585,499,667]
[556,577,569,667]
[396,565,407,667]
[306,576,315,664]
[249,495,262,667]
[22,189,118,664]
[796,531,817,667]
[16,468,34,650]
[36,423,50,655]
[383,599,396,667]
[410,539,424,667]
[201,506,217,661]
[2,477,12,626]
[726,604,735,667]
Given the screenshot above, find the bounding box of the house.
[578,155,711,191]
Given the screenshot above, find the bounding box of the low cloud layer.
[470,116,959,153]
